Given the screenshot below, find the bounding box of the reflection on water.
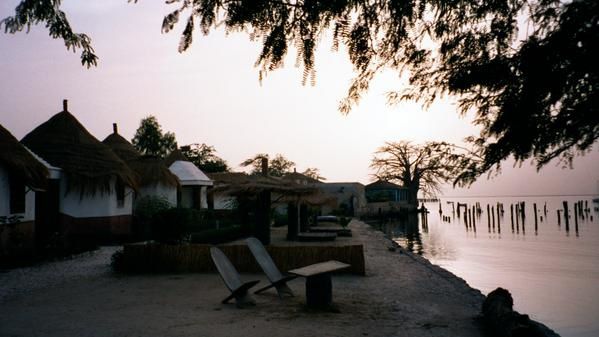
[376,196,599,337]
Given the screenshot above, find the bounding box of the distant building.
[365,180,409,203]
[316,182,366,216]
[364,180,411,214]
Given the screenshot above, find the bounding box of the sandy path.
[0,221,485,337]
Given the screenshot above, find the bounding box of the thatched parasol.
[21,101,138,195]
[208,172,315,195]
[0,123,48,189]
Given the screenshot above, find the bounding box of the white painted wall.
[60,176,133,218]
[0,165,36,221]
[138,183,177,207]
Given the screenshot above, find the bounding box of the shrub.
[151,207,195,244]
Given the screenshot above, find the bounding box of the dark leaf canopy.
[3,0,598,184]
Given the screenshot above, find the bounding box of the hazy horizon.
[1,0,597,196]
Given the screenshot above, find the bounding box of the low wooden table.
[289,260,350,308]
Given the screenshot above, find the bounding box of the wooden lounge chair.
[246,237,297,298]
[210,247,260,308]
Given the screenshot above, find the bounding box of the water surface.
[378,196,599,337]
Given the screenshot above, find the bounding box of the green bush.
[152,207,196,244]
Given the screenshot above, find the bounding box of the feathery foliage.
[4,0,598,183]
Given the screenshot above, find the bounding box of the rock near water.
[482,287,560,337]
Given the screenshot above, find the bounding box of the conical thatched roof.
[102,130,178,188]
[102,132,140,162]
[128,155,180,188]
[0,123,48,189]
[21,103,137,195]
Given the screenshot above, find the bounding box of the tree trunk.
[407,181,419,207]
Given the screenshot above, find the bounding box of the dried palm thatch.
[128,155,180,188]
[208,172,316,196]
[102,132,140,162]
[21,109,137,196]
[164,148,188,167]
[0,123,48,189]
[102,132,179,188]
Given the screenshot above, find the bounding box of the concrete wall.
[60,176,133,218]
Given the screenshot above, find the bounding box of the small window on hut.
[9,175,26,214]
[116,180,125,208]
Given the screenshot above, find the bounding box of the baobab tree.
[371,141,478,206]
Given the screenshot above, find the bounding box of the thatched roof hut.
[128,155,180,188]
[102,125,179,189]
[101,124,140,162]
[21,101,137,195]
[0,123,48,189]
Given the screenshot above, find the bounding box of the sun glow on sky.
[1,0,597,196]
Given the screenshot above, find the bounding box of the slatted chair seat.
[210,247,260,308]
[246,237,296,298]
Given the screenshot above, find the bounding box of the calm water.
[377,196,599,337]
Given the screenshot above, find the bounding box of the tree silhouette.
[131,116,177,158]
[180,143,229,173]
[3,0,597,183]
[241,153,295,177]
[371,141,478,206]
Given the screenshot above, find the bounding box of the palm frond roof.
[0,123,48,189]
[21,103,137,194]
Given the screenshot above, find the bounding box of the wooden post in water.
[574,204,579,228]
[557,210,561,227]
[533,203,538,234]
[515,204,520,233]
[510,204,514,231]
[491,206,495,231]
[487,204,491,230]
[563,201,570,232]
[472,206,476,228]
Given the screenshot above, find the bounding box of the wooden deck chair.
[246,237,296,298]
[210,247,260,308]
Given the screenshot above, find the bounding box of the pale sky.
[1,0,597,196]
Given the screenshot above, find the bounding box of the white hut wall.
[138,183,177,207]
[58,176,133,237]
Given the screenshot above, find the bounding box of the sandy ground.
[0,221,485,337]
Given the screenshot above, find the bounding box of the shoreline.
[1,220,487,337]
